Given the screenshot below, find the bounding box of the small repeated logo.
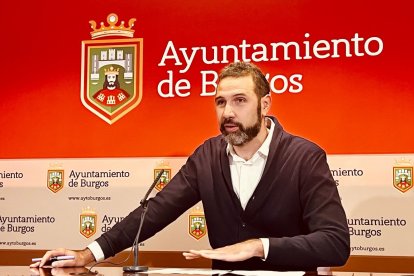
[80,207,97,238]
[81,13,143,124]
[393,158,413,193]
[188,207,207,240]
[47,163,64,193]
[154,161,172,192]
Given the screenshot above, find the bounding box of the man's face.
[106,74,117,88]
[215,75,262,146]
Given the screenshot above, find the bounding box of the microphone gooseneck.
[123,169,165,272]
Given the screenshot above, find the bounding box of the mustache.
[220,118,243,132]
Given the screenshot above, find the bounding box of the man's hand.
[29,248,95,268]
[183,239,264,262]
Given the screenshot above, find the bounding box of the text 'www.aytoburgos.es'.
[0,241,37,246]
[67,196,111,201]
[351,246,385,252]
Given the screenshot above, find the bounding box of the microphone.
[123,169,165,273]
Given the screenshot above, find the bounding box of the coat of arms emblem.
[47,164,64,193]
[80,207,97,238]
[81,13,143,124]
[188,207,207,240]
[393,158,413,193]
[154,161,172,192]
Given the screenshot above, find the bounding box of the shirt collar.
[226,117,275,160]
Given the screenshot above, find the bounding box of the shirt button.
[242,222,246,227]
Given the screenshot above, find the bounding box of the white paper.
[231,270,304,276]
[145,268,230,275]
[145,268,304,276]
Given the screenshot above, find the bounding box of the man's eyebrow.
[232,93,248,97]
[215,92,247,99]
[214,96,224,102]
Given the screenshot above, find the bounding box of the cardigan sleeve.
[94,151,202,259]
[266,147,350,268]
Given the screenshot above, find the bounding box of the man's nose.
[223,103,234,118]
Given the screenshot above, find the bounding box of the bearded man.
[32,62,350,272]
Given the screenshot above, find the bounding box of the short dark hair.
[218,62,270,98]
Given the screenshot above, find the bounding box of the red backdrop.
[1,0,413,158]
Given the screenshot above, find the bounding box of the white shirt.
[227,118,274,260]
[227,119,274,210]
[88,119,275,262]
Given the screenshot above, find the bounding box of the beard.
[107,82,116,89]
[220,104,262,146]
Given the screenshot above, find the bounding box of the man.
[93,66,130,106]
[31,62,350,271]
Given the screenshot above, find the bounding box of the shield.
[81,38,143,124]
[154,168,172,192]
[47,170,64,193]
[189,214,207,240]
[393,166,413,193]
[80,209,97,238]
[81,14,142,124]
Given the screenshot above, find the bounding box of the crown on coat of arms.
[89,13,136,39]
[49,162,63,169]
[394,158,413,166]
[81,206,96,215]
[104,66,120,75]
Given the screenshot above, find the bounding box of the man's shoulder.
[200,134,226,150]
[280,129,325,155]
[191,134,226,156]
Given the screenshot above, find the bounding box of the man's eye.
[235,98,246,103]
[216,100,225,106]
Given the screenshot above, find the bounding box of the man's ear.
[261,95,271,115]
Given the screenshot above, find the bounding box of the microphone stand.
[123,169,165,273]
